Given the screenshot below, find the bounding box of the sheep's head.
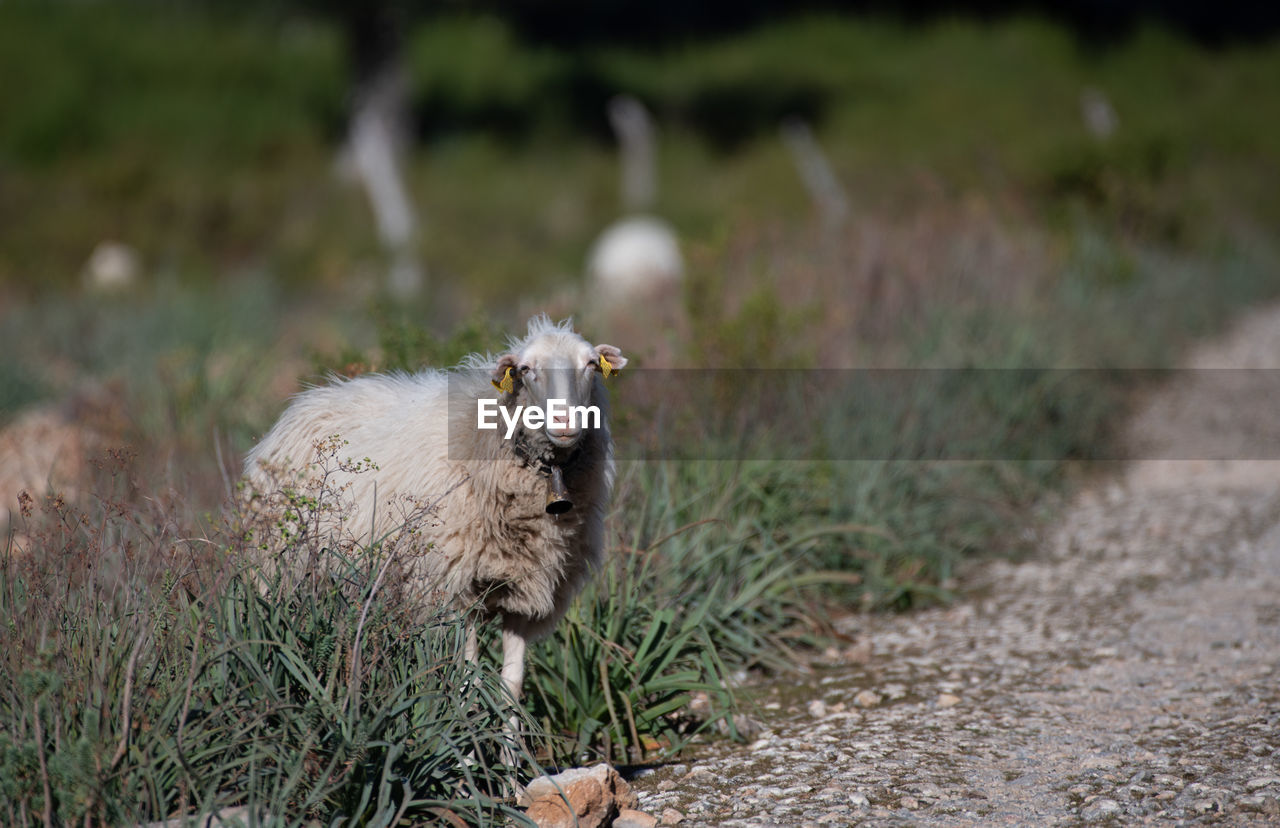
[492,328,626,450]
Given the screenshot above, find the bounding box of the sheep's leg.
[499,615,529,798]
[500,622,527,703]
[456,618,482,773]
[464,619,479,663]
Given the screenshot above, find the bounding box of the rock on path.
[631,306,1280,825]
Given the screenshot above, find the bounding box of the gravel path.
[630,308,1280,826]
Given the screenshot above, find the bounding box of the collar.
[511,431,582,477]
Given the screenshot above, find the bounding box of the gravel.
[629,307,1280,825]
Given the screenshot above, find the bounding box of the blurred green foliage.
[0,2,347,288]
[370,309,507,373]
[1,7,1278,293]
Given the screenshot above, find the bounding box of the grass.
[1,4,1279,821]
[1,448,532,826]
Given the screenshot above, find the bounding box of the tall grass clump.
[523,459,887,765]
[0,447,530,826]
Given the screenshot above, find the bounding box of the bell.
[545,465,573,515]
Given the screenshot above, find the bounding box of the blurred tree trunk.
[338,1,424,298]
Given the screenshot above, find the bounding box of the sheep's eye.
[518,364,531,375]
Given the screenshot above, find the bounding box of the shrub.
[0,445,531,826]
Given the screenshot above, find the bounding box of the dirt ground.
[630,306,1280,825]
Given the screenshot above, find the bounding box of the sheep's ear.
[492,354,519,393]
[594,344,627,378]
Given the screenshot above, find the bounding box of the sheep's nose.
[548,412,580,443]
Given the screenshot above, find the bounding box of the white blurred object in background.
[1080,87,1119,140]
[340,66,424,299]
[83,241,140,292]
[586,95,683,305]
[780,117,850,229]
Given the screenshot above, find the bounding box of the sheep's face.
[494,332,627,449]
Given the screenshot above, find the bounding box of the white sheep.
[243,315,627,710]
[587,214,684,305]
[586,95,684,305]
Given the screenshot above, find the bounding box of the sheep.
[586,95,684,306]
[242,315,627,712]
[587,214,683,305]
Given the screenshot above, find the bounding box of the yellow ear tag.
[492,366,515,393]
[599,354,615,378]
